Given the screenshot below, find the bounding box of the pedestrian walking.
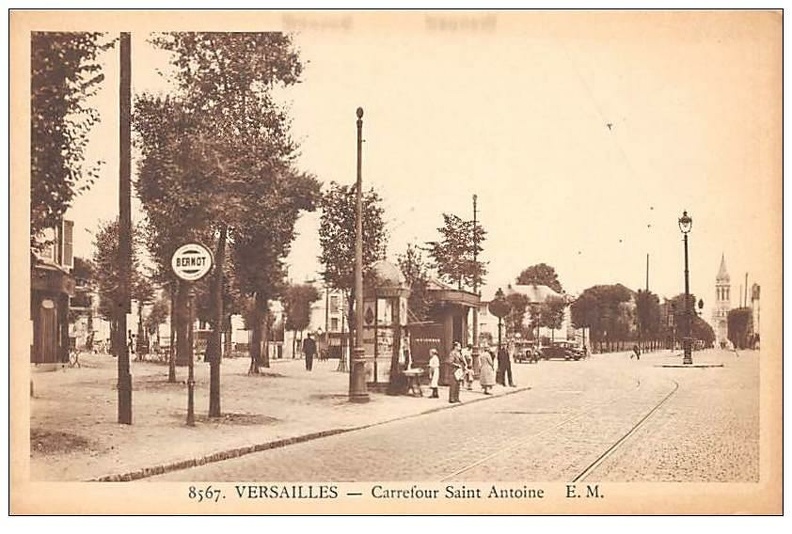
[631,344,641,360]
[462,344,474,390]
[127,330,136,358]
[448,341,464,403]
[479,348,496,395]
[497,346,516,387]
[303,333,317,371]
[428,348,441,398]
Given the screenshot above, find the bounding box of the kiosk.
[362,261,411,389]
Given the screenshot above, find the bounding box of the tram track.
[571,379,679,482]
[440,377,643,481]
[440,376,680,483]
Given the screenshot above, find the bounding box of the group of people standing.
[428,342,517,403]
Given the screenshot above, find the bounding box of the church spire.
[717,253,730,282]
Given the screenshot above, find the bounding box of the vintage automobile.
[538,340,585,361]
[513,341,540,364]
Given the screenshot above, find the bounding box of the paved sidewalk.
[29,352,535,481]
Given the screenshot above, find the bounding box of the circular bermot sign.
[171,243,214,282]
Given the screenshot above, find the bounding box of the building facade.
[30,220,75,364]
[750,283,760,348]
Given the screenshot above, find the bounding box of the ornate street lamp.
[678,210,693,365]
[488,288,510,355]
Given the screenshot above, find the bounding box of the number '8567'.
[188,485,222,503]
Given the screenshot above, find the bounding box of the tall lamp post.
[678,210,693,365]
[488,288,510,355]
[349,107,369,403]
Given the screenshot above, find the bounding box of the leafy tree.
[570,284,633,351]
[504,293,530,337]
[570,292,596,330]
[31,32,112,245]
[516,263,563,294]
[145,296,170,349]
[693,315,716,348]
[667,293,715,349]
[397,243,433,322]
[72,256,94,282]
[539,295,567,343]
[635,290,662,349]
[283,283,321,359]
[91,219,150,356]
[232,169,321,373]
[668,293,697,335]
[428,213,487,291]
[728,307,753,349]
[283,284,320,332]
[135,33,306,412]
[70,257,94,309]
[318,181,389,350]
[68,257,95,328]
[135,96,218,370]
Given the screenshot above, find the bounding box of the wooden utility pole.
[117,32,132,424]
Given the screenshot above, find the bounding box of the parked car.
[539,341,585,361]
[514,341,540,364]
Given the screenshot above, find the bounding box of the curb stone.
[89,384,531,482]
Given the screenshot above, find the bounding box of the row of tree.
[486,263,717,352]
[33,31,494,417]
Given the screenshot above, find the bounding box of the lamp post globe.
[678,210,693,365]
[678,210,693,234]
[488,288,510,355]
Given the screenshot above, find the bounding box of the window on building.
[330,295,339,313]
[62,220,74,269]
[39,227,57,262]
[331,318,339,332]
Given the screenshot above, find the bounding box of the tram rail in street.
[440,377,680,483]
[571,380,679,482]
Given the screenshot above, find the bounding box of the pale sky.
[54,11,781,323]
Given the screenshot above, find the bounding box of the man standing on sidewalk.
[303,333,317,371]
[497,346,516,387]
[448,341,464,403]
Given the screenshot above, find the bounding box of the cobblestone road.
[152,349,759,482]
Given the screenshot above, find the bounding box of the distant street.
[153,349,758,482]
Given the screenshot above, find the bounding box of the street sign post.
[171,243,214,282]
[171,243,213,426]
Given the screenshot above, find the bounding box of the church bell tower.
[713,253,731,348]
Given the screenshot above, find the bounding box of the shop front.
[31,255,75,365]
[408,278,479,386]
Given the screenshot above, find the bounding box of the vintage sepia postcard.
[9,9,783,515]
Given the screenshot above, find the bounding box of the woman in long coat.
[479,349,496,395]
